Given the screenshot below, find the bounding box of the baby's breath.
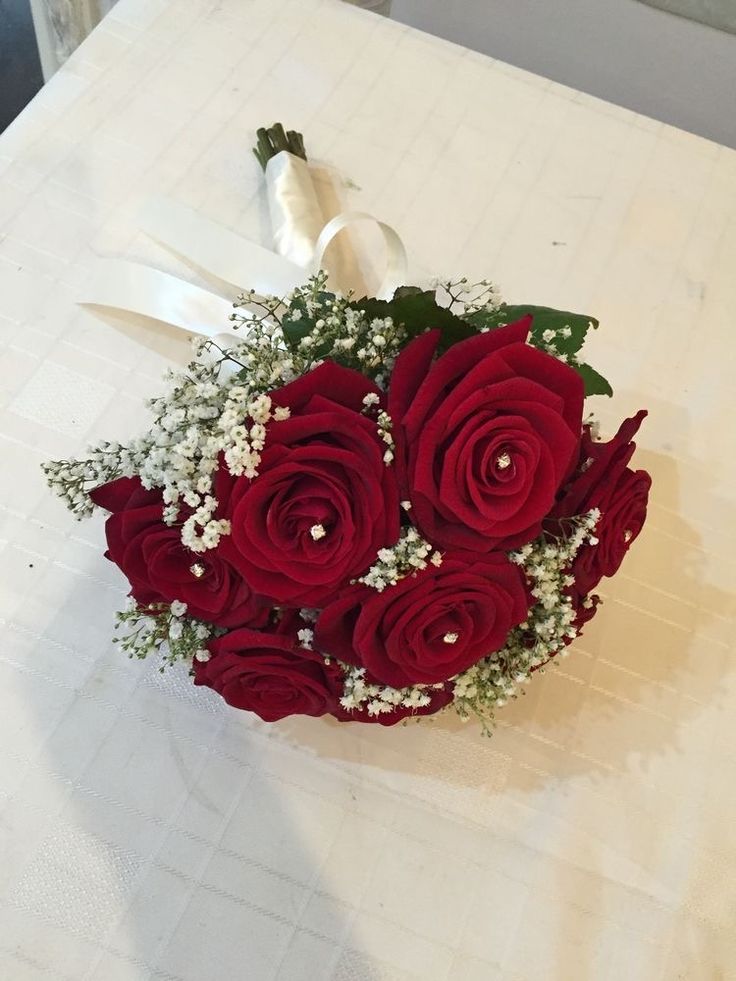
[438,277,503,316]
[113,600,220,671]
[356,526,442,592]
[451,509,600,732]
[339,665,442,718]
[361,395,395,465]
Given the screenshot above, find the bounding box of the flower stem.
[253,123,307,170]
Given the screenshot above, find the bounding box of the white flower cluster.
[294,303,404,382]
[114,599,216,670]
[361,394,395,465]
[220,391,290,477]
[297,627,314,649]
[42,440,125,518]
[535,320,600,371]
[44,351,294,553]
[439,277,503,316]
[451,509,600,730]
[539,323,573,361]
[339,665,445,718]
[357,526,443,592]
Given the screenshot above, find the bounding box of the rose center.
[280,493,337,546]
[486,446,518,485]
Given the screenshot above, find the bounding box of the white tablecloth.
[1,1,735,978]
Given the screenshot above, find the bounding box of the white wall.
[391,0,736,148]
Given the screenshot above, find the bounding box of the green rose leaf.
[573,361,614,398]
[281,290,334,351]
[466,303,599,359]
[349,288,476,351]
[465,302,612,396]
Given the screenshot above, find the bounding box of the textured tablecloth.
[1,1,735,978]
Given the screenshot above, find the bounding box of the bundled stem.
[253,123,307,170]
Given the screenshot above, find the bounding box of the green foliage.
[348,288,477,351]
[467,302,595,355]
[573,362,613,397]
[253,277,613,398]
[466,302,612,397]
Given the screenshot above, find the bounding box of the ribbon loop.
[314,211,408,300]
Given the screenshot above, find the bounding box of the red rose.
[315,552,529,687]
[388,320,584,551]
[332,684,454,726]
[552,409,647,519]
[571,468,651,594]
[572,591,600,632]
[89,477,267,628]
[193,628,342,721]
[552,411,651,593]
[218,362,400,606]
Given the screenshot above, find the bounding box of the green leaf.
[573,361,613,397]
[466,303,599,360]
[465,302,612,397]
[281,291,335,350]
[349,288,477,351]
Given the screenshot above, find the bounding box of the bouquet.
[44,125,651,730]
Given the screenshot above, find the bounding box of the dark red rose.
[552,410,648,519]
[571,468,651,595]
[193,628,342,721]
[315,552,529,687]
[388,320,584,551]
[89,476,267,629]
[572,591,601,632]
[552,411,651,594]
[332,684,454,726]
[217,362,400,606]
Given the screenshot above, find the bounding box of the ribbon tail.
[80,259,237,341]
[139,195,306,298]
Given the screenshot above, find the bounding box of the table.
[1,1,735,978]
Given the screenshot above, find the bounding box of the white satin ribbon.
[81,152,409,341]
[139,195,306,298]
[314,210,408,300]
[80,259,236,342]
[266,152,325,269]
